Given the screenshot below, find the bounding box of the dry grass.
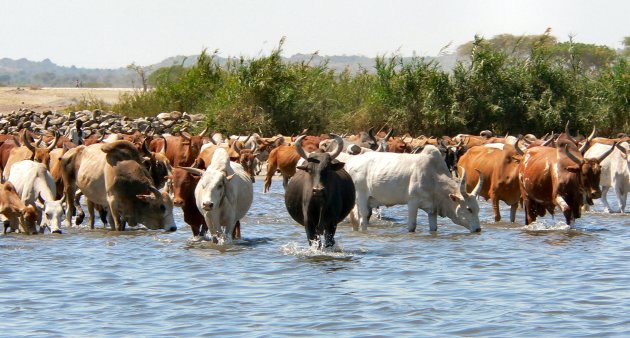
[0,87,134,114]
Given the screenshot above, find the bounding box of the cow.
[3,131,59,181]
[0,181,38,235]
[344,146,484,232]
[518,137,616,225]
[61,140,176,232]
[149,128,208,167]
[263,144,301,193]
[8,160,65,234]
[231,141,258,182]
[284,134,355,248]
[584,142,630,213]
[457,140,525,222]
[180,147,253,243]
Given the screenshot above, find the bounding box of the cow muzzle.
[202,202,214,210]
[173,198,184,207]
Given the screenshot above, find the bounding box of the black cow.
[284,134,355,248]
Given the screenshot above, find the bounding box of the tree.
[127,62,152,92]
[622,36,630,58]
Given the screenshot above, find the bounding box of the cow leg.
[491,195,501,222]
[3,220,9,234]
[282,174,289,189]
[98,207,108,227]
[106,197,124,231]
[356,193,370,231]
[232,221,241,240]
[428,212,438,232]
[349,206,359,231]
[406,202,419,232]
[324,222,336,248]
[614,186,626,213]
[64,185,77,227]
[87,200,96,229]
[509,203,518,223]
[601,186,612,212]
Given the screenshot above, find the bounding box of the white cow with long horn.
[344,145,484,232]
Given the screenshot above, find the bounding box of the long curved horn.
[243,134,252,145]
[327,134,343,160]
[294,135,309,160]
[180,166,205,176]
[385,128,394,142]
[595,142,617,163]
[198,125,209,137]
[367,127,378,144]
[541,132,555,147]
[231,139,241,154]
[159,136,167,154]
[250,141,258,152]
[563,145,583,165]
[181,132,191,141]
[459,167,468,196]
[579,126,597,154]
[564,121,570,135]
[142,140,153,158]
[47,131,60,151]
[22,131,36,152]
[150,186,162,199]
[514,137,525,156]
[471,169,484,197]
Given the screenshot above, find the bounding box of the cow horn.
[328,134,343,160]
[471,169,484,197]
[243,134,252,145]
[47,131,60,151]
[579,126,597,154]
[564,121,570,135]
[250,141,257,152]
[179,166,205,176]
[294,135,309,160]
[97,131,105,142]
[231,140,242,154]
[594,142,617,163]
[12,134,21,147]
[181,132,191,141]
[514,137,525,156]
[150,186,162,199]
[541,132,555,147]
[385,129,394,142]
[458,167,468,196]
[142,140,153,157]
[367,127,377,144]
[198,125,209,137]
[615,142,629,155]
[22,131,36,152]
[563,145,583,165]
[159,136,167,154]
[42,116,49,130]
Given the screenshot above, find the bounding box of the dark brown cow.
[149,129,208,167]
[519,136,616,225]
[263,144,301,193]
[231,141,258,182]
[457,141,524,222]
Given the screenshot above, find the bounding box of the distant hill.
[0,53,460,88]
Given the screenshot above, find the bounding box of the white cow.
[183,148,253,242]
[8,160,65,233]
[584,142,630,213]
[344,145,484,232]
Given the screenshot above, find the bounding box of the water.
[1,179,629,337]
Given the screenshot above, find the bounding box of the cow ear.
[449,194,462,202]
[565,166,580,173]
[331,162,345,170]
[296,165,308,171]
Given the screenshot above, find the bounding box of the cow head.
[169,168,200,208]
[180,129,207,166]
[450,168,483,232]
[135,187,177,232]
[0,182,38,235]
[142,141,172,190]
[232,140,258,183]
[37,193,65,234]
[22,131,59,167]
[180,164,233,213]
[295,134,344,199]
[563,143,616,201]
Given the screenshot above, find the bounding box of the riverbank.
[0,87,134,114]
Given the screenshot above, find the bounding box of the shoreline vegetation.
[3,33,630,136]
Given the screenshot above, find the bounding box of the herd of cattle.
[0,112,628,248]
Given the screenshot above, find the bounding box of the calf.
[0,181,38,235]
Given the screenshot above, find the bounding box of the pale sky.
[1,0,627,68]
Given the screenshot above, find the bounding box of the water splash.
[280,241,354,260]
[523,220,571,231]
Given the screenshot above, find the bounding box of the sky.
[1,0,628,69]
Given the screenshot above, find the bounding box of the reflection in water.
[0,179,628,337]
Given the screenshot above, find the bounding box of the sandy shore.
[0,87,135,114]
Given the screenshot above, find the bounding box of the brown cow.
[3,131,59,181]
[149,128,208,167]
[263,144,301,193]
[0,181,38,235]
[231,141,258,182]
[519,135,616,225]
[457,140,525,222]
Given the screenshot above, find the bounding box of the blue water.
[1,178,629,337]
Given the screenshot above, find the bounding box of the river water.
[1,178,629,337]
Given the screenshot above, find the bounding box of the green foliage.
[114,35,630,136]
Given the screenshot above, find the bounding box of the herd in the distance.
[1,108,629,248]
